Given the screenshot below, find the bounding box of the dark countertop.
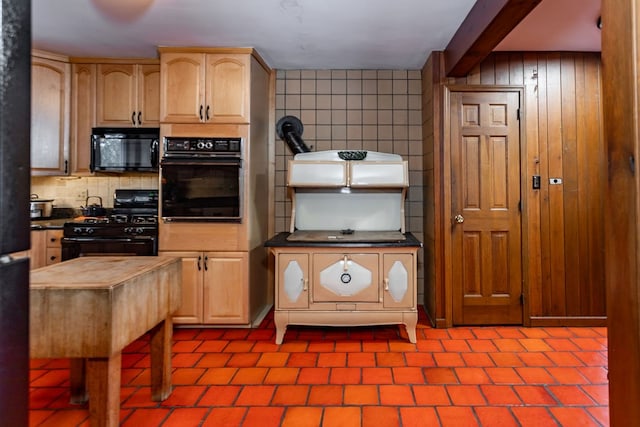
[31,208,78,230]
[264,232,422,248]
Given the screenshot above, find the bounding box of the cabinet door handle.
[204,255,208,271]
[206,105,210,121]
[384,278,390,291]
[199,105,204,121]
[343,255,349,271]
[302,278,308,291]
[131,111,136,126]
[137,111,142,125]
[50,237,57,243]
[197,255,202,271]
[50,255,57,261]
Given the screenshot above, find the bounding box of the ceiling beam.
[444,0,543,77]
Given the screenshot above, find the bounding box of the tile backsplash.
[31,175,158,209]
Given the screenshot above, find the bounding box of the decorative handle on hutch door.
[454,214,465,224]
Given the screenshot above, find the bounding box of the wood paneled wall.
[423,51,606,326]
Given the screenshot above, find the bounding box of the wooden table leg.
[86,353,121,427]
[69,358,87,404]
[149,317,173,401]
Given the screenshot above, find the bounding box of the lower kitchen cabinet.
[270,245,419,344]
[17,230,64,270]
[161,251,248,325]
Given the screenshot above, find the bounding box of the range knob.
[196,141,206,149]
[205,141,213,149]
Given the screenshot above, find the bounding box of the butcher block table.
[30,256,182,427]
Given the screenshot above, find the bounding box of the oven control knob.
[205,141,213,149]
[197,141,205,149]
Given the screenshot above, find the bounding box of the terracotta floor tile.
[297,367,330,384]
[423,367,459,384]
[437,406,480,427]
[582,384,610,405]
[543,327,574,338]
[197,367,238,385]
[317,352,347,367]
[489,352,525,367]
[271,384,310,405]
[37,409,88,427]
[441,339,472,352]
[513,385,557,405]
[448,328,476,339]
[194,329,225,340]
[343,384,379,405]
[474,406,519,427]
[575,351,608,367]
[379,384,415,405]
[251,341,280,353]
[472,328,502,339]
[375,352,407,367]
[587,406,610,426]
[544,351,584,367]
[226,352,261,367]
[121,368,145,385]
[279,341,309,353]
[520,328,551,339]
[415,339,445,352]
[322,406,361,427]
[461,353,495,367]
[493,338,526,352]
[361,367,394,384]
[515,367,556,384]
[467,339,499,353]
[329,367,362,384]
[29,387,67,409]
[160,385,207,406]
[256,352,289,367]
[172,340,202,353]
[281,406,323,427]
[446,384,486,405]
[547,385,597,405]
[235,385,276,406]
[334,341,362,352]
[568,327,602,337]
[263,367,300,384]
[511,407,557,427]
[577,366,609,383]
[195,352,232,368]
[400,407,440,427]
[480,384,521,405]
[242,406,285,427]
[422,329,451,339]
[121,388,157,408]
[30,370,69,388]
[196,340,229,353]
[121,353,146,368]
[389,340,418,352]
[202,407,246,427]
[121,408,170,427]
[162,407,209,427]
[286,352,318,367]
[230,367,269,384]
[433,352,465,367]
[347,352,377,367]
[496,328,526,339]
[198,385,241,406]
[412,384,450,405]
[404,352,436,367]
[361,341,390,352]
[545,338,581,351]
[550,407,602,427]
[518,352,554,367]
[572,337,607,351]
[221,329,251,340]
[391,366,425,384]
[484,367,523,384]
[306,341,335,352]
[171,367,206,385]
[307,385,343,405]
[362,406,399,426]
[454,367,492,384]
[519,338,553,352]
[546,367,590,384]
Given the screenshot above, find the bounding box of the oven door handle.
[160,158,241,167]
[62,237,155,243]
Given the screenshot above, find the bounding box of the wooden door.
[203,252,248,324]
[161,251,204,324]
[137,64,160,126]
[70,63,95,175]
[205,54,250,123]
[159,53,205,123]
[450,90,522,325]
[96,63,136,126]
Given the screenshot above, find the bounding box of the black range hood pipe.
[276,115,311,155]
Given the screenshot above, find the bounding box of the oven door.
[61,237,157,261]
[160,157,243,222]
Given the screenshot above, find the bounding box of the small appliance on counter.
[29,194,54,219]
[61,189,159,260]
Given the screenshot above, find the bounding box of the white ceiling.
[31,0,601,70]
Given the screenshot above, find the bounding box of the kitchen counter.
[264,231,422,248]
[31,208,78,229]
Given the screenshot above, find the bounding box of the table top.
[30,256,180,290]
[264,232,422,248]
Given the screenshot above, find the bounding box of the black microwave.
[90,127,160,173]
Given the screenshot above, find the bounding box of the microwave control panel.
[164,137,242,155]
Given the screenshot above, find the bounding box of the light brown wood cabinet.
[161,251,248,325]
[159,51,250,124]
[31,51,70,175]
[70,63,96,175]
[19,229,64,270]
[96,63,160,127]
[270,246,418,344]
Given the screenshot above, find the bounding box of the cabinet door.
[45,230,63,266]
[313,253,379,302]
[137,64,160,126]
[203,252,247,324]
[70,63,96,175]
[31,57,70,175]
[160,53,205,123]
[29,231,48,270]
[382,254,415,308]
[205,54,250,123]
[96,63,136,126]
[161,251,204,324]
[277,253,309,309]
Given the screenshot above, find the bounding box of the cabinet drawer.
[46,248,62,265]
[46,230,63,247]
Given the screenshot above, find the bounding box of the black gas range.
[61,189,159,261]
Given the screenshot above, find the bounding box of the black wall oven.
[161,137,243,222]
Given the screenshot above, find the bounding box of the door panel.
[451,90,522,325]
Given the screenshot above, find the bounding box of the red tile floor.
[29,308,609,426]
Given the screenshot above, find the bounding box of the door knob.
[454,214,464,224]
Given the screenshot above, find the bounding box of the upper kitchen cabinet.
[70,63,96,175]
[159,48,253,124]
[95,61,160,127]
[31,50,71,176]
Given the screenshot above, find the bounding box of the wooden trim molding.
[444,0,542,77]
[529,316,607,328]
